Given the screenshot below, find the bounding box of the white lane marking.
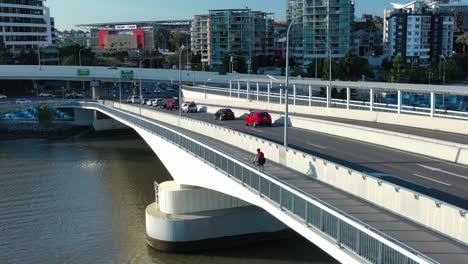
[248,127,264,133]
[413,174,452,186]
[417,164,468,180]
[307,143,327,149]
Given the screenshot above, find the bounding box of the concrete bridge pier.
[145,181,288,252]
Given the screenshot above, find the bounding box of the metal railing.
[185,85,468,121]
[71,101,437,264]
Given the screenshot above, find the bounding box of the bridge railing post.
[256,82,260,101]
[370,88,374,112]
[309,85,312,107]
[267,83,271,103]
[346,87,351,109]
[326,86,331,108]
[229,80,232,97]
[280,89,283,105]
[430,92,435,117]
[293,84,297,105]
[247,82,250,101]
[237,81,241,99]
[397,90,402,114]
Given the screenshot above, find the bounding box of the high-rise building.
[386,1,454,65]
[427,1,468,34]
[286,0,355,66]
[0,0,53,51]
[191,9,275,69]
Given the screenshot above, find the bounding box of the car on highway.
[38,93,54,97]
[163,99,179,110]
[16,98,32,104]
[182,102,198,113]
[245,111,272,127]
[0,94,7,99]
[214,109,235,121]
[141,98,151,105]
[151,98,164,107]
[166,87,174,92]
[154,89,161,94]
[130,96,140,104]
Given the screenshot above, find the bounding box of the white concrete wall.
[184,89,468,136]
[146,203,287,243]
[158,181,250,215]
[103,102,468,246]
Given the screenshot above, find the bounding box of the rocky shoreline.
[0,122,91,140]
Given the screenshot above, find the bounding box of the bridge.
[2,66,468,263]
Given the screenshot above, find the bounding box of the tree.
[456,33,468,54]
[37,105,53,128]
[0,40,13,65]
[222,53,231,73]
[338,49,353,80]
[235,50,247,74]
[388,55,407,83]
[58,44,95,66]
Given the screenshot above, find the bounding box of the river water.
[0,135,337,264]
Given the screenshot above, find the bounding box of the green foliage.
[222,53,231,73]
[58,44,95,66]
[291,67,306,77]
[0,40,13,65]
[37,105,53,128]
[388,55,407,83]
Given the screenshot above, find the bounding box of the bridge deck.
[200,102,468,146]
[118,105,468,264]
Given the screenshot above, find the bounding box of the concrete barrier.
[109,101,468,245]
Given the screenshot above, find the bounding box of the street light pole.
[284,15,305,149]
[179,45,185,118]
[139,58,150,114]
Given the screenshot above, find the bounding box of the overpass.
[9,99,464,264]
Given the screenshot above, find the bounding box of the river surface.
[0,135,337,264]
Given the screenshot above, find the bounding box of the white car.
[16,98,32,104]
[182,102,198,113]
[146,99,154,106]
[130,96,141,104]
[38,93,54,97]
[152,98,163,107]
[0,94,7,99]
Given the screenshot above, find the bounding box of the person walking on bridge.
[253,148,266,171]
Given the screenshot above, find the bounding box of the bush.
[37,105,53,127]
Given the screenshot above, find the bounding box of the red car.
[163,99,179,110]
[245,111,272,127]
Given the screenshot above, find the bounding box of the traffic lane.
[133,103,468,208]
[184,86,468,145]
[196,100,468,145]
[176,110,468,208]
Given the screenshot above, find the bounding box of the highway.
[132,103,468,210]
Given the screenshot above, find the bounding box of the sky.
[47,0,389,30]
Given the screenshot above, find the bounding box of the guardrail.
[71,101,436,264]
[186,85,468,121]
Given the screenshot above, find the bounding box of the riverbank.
[0,121,90,140]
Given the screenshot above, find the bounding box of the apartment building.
[191,9,275,69]
[386,1,454,65]
[286,0,355,66]
[0,0,53,51]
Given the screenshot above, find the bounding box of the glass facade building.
[0,0,53,51]
[191,9,275,68]
[286,0,355,66]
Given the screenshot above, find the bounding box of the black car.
[214,109,235,121]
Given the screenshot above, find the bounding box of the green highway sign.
[121,70,134,80]
[77,69,90,76]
